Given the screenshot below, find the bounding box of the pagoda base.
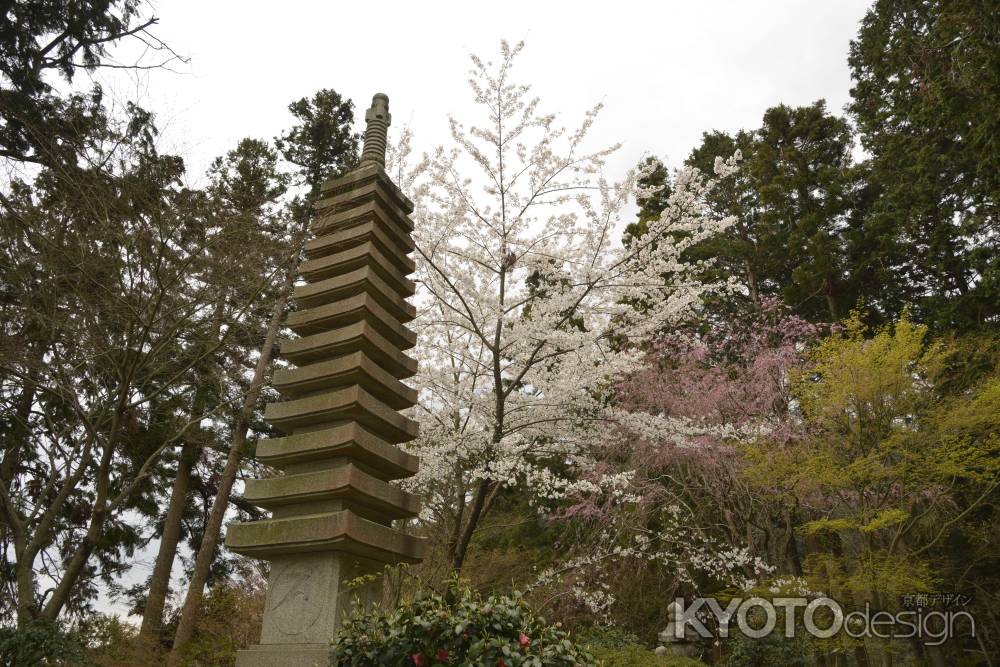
[235,643,328,667]
[234,551,383,667]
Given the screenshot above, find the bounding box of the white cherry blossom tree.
[396,40,739,569]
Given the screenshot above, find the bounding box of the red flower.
[437,648,449,661]
[411,652,425,666]
[497,660,506,667]
[519,632,531,649]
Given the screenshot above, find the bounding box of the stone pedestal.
[227,94,424,667]
[655,600,703,659]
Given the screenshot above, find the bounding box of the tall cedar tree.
[0,0,169,169]
[849,0,1000,332]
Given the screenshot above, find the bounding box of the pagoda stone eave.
[315,161,414,214]
[279,320,417,377]
[272,349,417,408]
[292,264,415,317]
[242,463,421,520]
[313,181,414,241]
[314,182,415,233]
[263,384,419,442]
[226,509,424,563]
[304,217,415,262]
[254,422,418,479]
[298,240,416,292]
[285,292,416,345]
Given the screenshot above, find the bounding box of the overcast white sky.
[110,0,875,186]
[93,0,875,618]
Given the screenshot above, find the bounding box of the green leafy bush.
[0,620,84,666]
[721,632,812,667]
[576,626,647,651]
[331,580,597,666]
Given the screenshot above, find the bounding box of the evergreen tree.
[275,88,360,200]
[753,102,855,321]
[684,129,766,310]
[0,0,170,169]
[634,101,860,323]
[849,0,1000,331]
[623,156,672,246]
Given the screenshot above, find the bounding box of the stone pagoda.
[226,93,425,667]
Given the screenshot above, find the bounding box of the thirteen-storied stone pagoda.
[227,93,425,667]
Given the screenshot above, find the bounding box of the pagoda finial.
[360,93,391,167]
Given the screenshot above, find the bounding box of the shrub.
[0,620,84,666]
[576,626,647,651]
[331,579,597,666]
[170,581,265,667]
[78,614,142,667]
[722,632,812,667]
[576,626,706,666]
[589,646,706,666]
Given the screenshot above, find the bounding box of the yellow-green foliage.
[795,313,943,443]
[747,313,1000,604]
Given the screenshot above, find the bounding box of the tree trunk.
[2,368,39,624]
[40,427,119,620]
[745,260,760,307]
[168,270,295,664]
[13,536,36,624]
[825,278,840,322]
[784,510,804,576]
[451,479,491,570]
[0,373,36,490]
[141,307,223,638]
[9,429,98,625]
[139,441,197,639]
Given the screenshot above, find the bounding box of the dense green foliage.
[275,89,360,199]
[633,0,999,334]
[849,0,1000,331]
[0,0,358,655]
[719,633,811,667]
[590,647,705,667]
[0,619,83,666]
[331,580,597,667]
[580,628,707,667]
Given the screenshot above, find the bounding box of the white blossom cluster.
[607,408,760,451]
[766,576,823,597]
[530,505,774,622]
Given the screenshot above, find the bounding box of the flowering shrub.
[330,580,597,666]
